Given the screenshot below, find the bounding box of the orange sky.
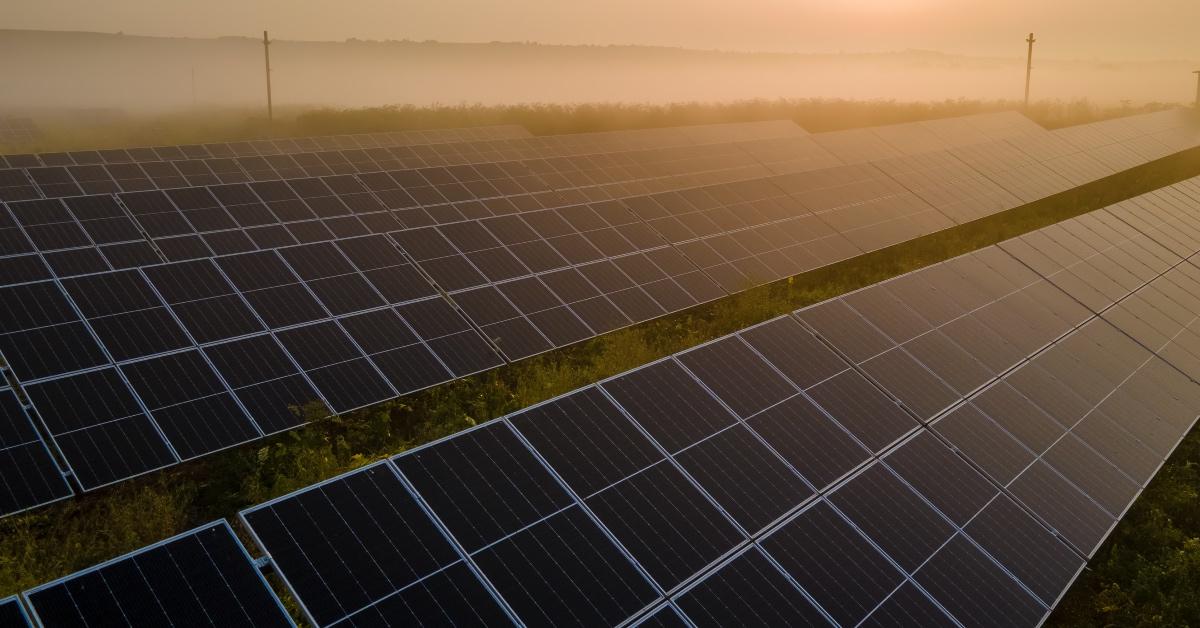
[2,0,1198,60]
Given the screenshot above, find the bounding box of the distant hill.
[0,29,1194,112]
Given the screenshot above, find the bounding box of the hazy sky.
[3,0,1198,60]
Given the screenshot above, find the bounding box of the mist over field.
[1,29,1195,115]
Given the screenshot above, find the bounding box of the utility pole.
[1024,32,1036,110]
[263,30,273,124]
[1193,71,1200,108]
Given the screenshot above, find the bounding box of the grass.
[1,134,1198,625]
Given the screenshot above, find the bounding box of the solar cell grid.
[860,347,961,421]
[600,359,738,453]
[675,335,798,418]
[241,462,467,626]
[882,431,996,527]
[119,350,261,460]
[394,421,574,552]
[25,521,292,627]
[828,463,956,573]
[632,604,689,628]
[0,388,73,517]
[585,459,745,592]
[24,368,176,490]
[61,269,194,363]
[932,403,1035,485]
[674,423,814,534]
[334,562,510,627]
[0,596,29,627]
[276,320,395,405]
[471,504,659,626]
[508,387,664,498]
[202,338,324,435]
[963,494,1086,606]
[672,546,830,627]
[914,534,1048,628]
[5,113,1199,546]
[860,581,957,628]
[805,370,920,452]
[760,500,904,626]
[0,280,110,381]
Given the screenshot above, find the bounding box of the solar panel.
[0,280,111,382]
[632,604,690,628]
[393,421,575,552]
[0,388,73,517]
[827,463,955,572]
[23,521,292,627]
[24,368,177,490]
[673,423,813,534]
[0,596,30,627]
[469,504,659,625]
[672,546,829,626]
[913,533,1049,627]
[600,359,739,453]
[860,581,957,627]
[241,462,483,626]
[0,116,40,148]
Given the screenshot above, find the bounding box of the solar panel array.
[4,111,1200,519]
[0,124,531,169]
[1052,108,1200,168]
[0,117,40,148]
[15,175,1200,626]
[228,177,1199,627]
[0,121,799,198]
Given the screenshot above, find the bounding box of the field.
[2,97,1176,154]
[2,101,1199,626]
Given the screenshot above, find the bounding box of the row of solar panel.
[0,124,531,169]
[0,123,836,517]
[224,177,1200,627]
[0,117,39,148]
[0,125,812,205]
[13,176,1200,626]
[3,110,1190,230]
[0,162,990,514]
[0,110,1191,291]
[0,115,1184,310]
[0,110,1097,209]
[0,142,797,272]
[0,111,1064,206]
[1,114,1197,518]
[0,110,1050,178]
[0,120,804,184]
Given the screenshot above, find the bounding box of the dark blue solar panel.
[24,521,291,627]
[0,596,29,627]
[0,389,73,516]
